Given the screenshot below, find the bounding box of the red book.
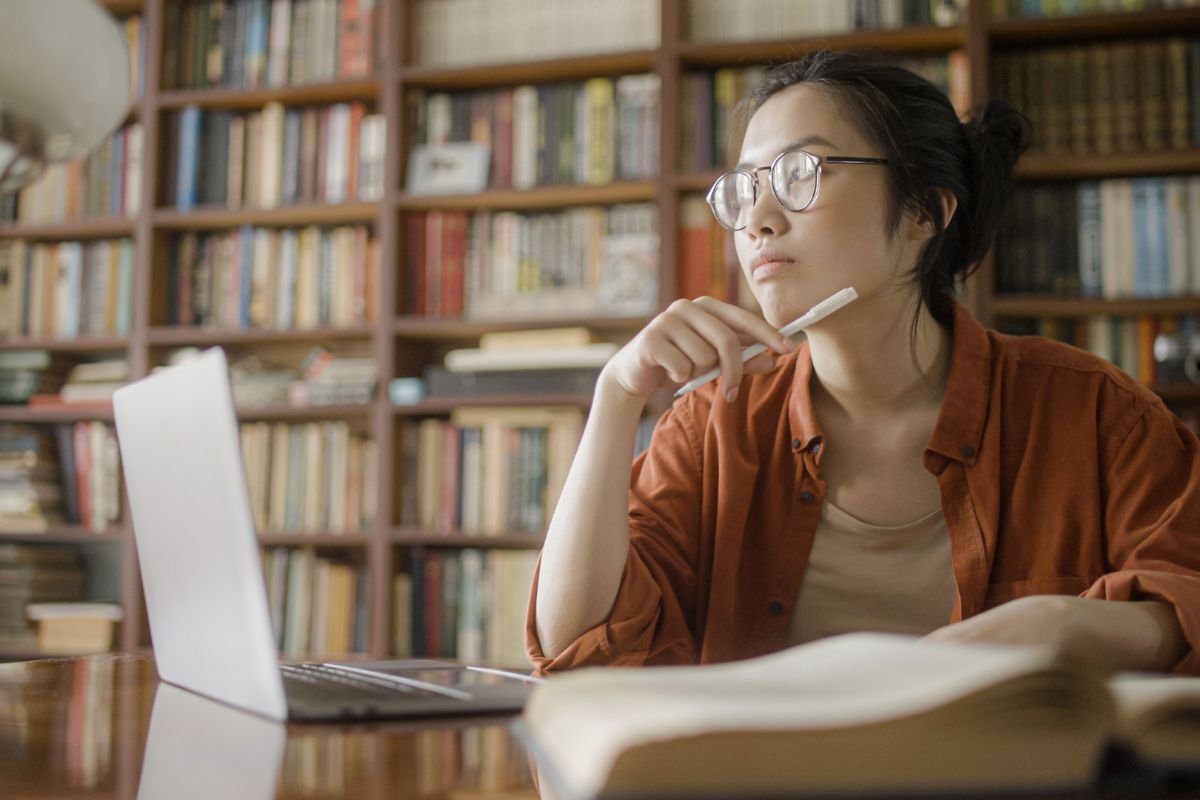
[73,422,92,531]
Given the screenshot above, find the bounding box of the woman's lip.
[752,260,793,280]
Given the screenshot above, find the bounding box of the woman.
[526,50,1200,674]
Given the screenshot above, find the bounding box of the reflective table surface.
[0,655,537,799]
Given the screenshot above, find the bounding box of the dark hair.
[738,50,1031,331]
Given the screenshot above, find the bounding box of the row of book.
[403,203,659,320]
[997,176,1200,298]
[164,0,380,91]
[413,0,659,67]
[411,75,662,191]
[262,546,369,658]
[677,54,967,174]
[239,421,379,534]
[0,543,87,648]
[398,407,583,536]
[393,547,537,669]
[164,102,386,211]
[988,0,1198,19]
[165,225,378,330]
[993,39,1200,156]
[0,239,134,341]
[5,123,142,225]
[0,423,120,534]
[999,313,1199,411]
[685,0,963,42]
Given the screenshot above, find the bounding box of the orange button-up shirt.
[525,304,1200,674]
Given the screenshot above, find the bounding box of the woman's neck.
[806,296,952,421]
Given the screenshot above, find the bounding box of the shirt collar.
[925,302,992,466]
[787,301,992,465]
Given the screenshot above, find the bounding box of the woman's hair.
[738,49,1031,330]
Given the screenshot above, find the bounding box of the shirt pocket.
[985,577,1096,605]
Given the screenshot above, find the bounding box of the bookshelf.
[0,0,1197,668]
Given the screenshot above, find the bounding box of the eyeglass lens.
[709,150,820,230]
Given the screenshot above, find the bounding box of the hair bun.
[966,100,1032,173]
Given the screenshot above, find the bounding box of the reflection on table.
[0,654,537,799]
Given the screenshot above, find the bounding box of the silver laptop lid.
[113,347,288,720]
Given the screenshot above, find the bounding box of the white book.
[512,86,539,190]
[324,103,349,204]
[267,0,292,87]
[259,102,285,209]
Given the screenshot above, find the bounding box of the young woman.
[527,50,1200,674]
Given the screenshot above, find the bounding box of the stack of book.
[0,351,68,405]
[0,426,64,533]
[229,353,297,408]
[29,360,129,408]
[292,347,377,406]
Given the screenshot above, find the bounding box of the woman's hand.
[924,595,1187,672]
[602,296,797,402]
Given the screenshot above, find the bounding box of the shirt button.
[768,601,785,615]
[800,491,815,504]
[960,445,976,459]
[791,438,802,450]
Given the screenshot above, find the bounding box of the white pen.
[673,287,859,399]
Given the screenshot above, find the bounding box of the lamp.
[0,0,131,192]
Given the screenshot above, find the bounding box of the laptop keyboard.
[282,663,421,693]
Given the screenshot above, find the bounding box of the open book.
[517,633,1200,800]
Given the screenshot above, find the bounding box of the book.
[443,342,618,373]
[519,632,1200,800]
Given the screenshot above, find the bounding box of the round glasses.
[706,149,889,231]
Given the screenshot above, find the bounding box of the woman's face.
[733,83,913,328]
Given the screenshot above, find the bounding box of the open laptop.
[113,347,540,722]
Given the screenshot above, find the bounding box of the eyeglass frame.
[706,148,890,231]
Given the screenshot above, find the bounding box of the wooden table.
[0,655,539,799]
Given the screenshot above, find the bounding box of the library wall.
[0,0,1198,668]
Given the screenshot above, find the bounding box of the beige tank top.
[788,499,956,646]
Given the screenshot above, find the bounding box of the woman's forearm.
[534,372,647,659]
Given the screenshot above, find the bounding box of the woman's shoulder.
[987,328,1162,410]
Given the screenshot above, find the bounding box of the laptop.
[112,347,540,722]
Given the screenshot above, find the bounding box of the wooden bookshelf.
[0,218,136,240]
[399,51,658,89]
[152,202,380,229]
[675,25,966,68]
[391,529,544,549]
[0,525,126,543]
[1017,150,1200,181]
[0,336,131,352]
[393,181,656,211]
[2,0,1199,670]
[987,7,1200,44]
[393,395,592,415]
[394,314,648,340]
[145,324,374,345]
[157,78,381,109]
[0,405,114,423]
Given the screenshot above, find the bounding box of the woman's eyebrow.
[736,135,839,169]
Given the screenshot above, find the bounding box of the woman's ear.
[908,189,959,241]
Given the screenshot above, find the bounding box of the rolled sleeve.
[524,399,709,674]
[1093,401,1200,674]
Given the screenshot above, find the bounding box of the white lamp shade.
[0,0,130,189]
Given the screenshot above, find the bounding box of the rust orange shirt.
[525,304,1200,674]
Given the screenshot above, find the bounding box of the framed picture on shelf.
[406,143,491,195]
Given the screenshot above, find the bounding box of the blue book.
[1076,182,1102,298]
[1131,178,1152,298]
[238,225,254,328]
[176,105,201,211]
[1148,179,1170,297]
[116,239,134,334]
